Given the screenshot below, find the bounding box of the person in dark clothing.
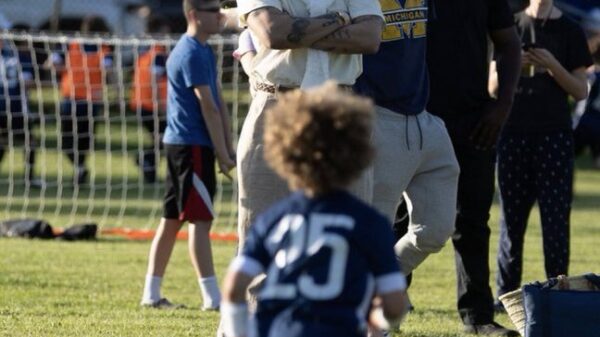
[495,0,593,307]
[0,27,42,187]
[130,15,171,183]
[47,16,112,185]
[426,0,522,335]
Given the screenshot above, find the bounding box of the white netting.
[0,31,248,233]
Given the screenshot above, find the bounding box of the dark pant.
[137,108,166,182]
[60,100,99,167]
[452,141,496,325]
[0,111,38,181]
[495,131,573,297]
[393,198,412,287]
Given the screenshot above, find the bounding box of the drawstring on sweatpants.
[405,114,410,150]
[404,114,424,151]
[416,115,423,150]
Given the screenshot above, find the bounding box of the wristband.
[371,306,393,330]
[221,302,249,337]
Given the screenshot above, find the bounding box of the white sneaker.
[215,318,226,337]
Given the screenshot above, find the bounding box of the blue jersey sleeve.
[182,51,211,88]
[358,212,406,293]
[358,212,402,277]
[241,214,273,270]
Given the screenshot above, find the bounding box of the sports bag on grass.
[522,274,600,337]
[0,219,54,239]
[56,223,97,241]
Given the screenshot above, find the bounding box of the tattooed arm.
[311,15,383,54]
[246,7,349,50]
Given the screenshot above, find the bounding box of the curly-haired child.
[220,81,409,337]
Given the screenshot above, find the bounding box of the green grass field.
[1,156,599,336]
[0,88,248,231]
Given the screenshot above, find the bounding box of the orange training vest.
[60,42,110,102]
[129,45,168,113]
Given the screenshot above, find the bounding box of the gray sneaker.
[141,298,185,309]
[464,322,519,336]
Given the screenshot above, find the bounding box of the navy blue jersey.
[235,190,405,337]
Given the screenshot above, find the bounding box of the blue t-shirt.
[236,190,404,337]
[354,0,429,115]
[0,46,31,114]
[163,35,218,146]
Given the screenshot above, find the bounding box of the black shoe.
[75,167,88,185]
[137,152,157,183]
[493,301,506,314]
[27,178,46,189]
[594,156,600,169]
[464,321,519,336]
[142,166,157,184]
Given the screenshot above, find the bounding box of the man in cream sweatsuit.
[235,0,384,251]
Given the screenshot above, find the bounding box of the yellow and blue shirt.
[354,0,429,115]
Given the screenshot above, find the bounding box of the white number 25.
[261,213,355,301]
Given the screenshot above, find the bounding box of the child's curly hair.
[264,81,375,196]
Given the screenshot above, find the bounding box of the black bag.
[0,219,55,239]
[57,223,98,241]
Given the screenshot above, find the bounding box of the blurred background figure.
[0,11,9,31]
[494,0,593,311]
[574,9,600,168]
[129,14,171,183]
[47,16,112,185]
[0,19,43,187]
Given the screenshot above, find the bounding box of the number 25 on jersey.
[261,213,355,301]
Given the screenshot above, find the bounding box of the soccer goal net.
[0,30,248,237]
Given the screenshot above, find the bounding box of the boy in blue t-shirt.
[141,0,235,310]
[220,82,409,337]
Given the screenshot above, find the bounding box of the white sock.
[199,276,221,309]
[142,275,162,304]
